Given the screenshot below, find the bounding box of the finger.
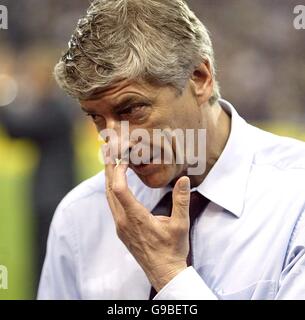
[171,176,190,222]
[112,162,143,214]
[105,162,115,190]
[105,164,120,214]
[104,154,115,197]
[103,146,122,218]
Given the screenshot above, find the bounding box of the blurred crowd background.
[0,0,304,299]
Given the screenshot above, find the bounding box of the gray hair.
[55,0,220,104]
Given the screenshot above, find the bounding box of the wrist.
[147,262,188,292]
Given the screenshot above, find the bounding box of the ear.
[190,60,213,105]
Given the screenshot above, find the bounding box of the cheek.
[148,105,176,129]
[138,163,184,188]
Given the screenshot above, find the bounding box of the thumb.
[171,176,190,222]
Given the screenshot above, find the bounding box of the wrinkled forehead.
[79,80,175,107]
[79,79,162,111]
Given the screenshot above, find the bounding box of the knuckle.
[106,182,113,194]
[177,194,190,207]
[105,191,112,202]
[116,217,127,236]
[179,188,189,196]
[112,182,125,195]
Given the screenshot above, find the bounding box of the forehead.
[79,80,160,110]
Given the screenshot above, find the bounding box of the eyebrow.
[114,96,151,111]
[81,106,92,113]
[81,95,152,114]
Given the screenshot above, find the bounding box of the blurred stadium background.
[0,0,304,299]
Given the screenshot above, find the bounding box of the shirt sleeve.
[37,206,81,300]
[275,208,305,300]
[153,267,218,300]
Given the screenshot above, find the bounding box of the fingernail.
[115,158,122,167]
[179,177,190,191]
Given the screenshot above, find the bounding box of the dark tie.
[149,190,210,299]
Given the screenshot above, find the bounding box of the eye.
[119,103,150,118]
[86,113,98,121]
[85,113,107,129]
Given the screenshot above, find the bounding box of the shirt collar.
[195,99,255,218]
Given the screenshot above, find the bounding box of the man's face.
[80,79,204,188]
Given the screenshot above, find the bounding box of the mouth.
[128,148,173,175]
[129,156,157,175]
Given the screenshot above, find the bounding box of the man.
[38,0,305,300]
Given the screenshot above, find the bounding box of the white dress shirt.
[38,99,305,300]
